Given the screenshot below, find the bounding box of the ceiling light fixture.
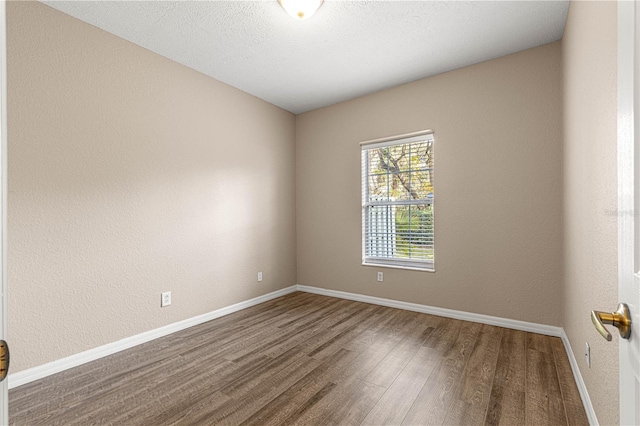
[278,0,323,20]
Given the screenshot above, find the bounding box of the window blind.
[361,131,434,270]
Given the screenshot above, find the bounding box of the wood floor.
[9,292,588,425]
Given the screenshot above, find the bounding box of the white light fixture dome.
[278,0,323,20]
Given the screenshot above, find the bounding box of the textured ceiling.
[41,1,569,114]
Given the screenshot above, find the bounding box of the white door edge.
[617,1,640,425]
[0,0,8,423]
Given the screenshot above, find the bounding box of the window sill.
[362,262,435,273]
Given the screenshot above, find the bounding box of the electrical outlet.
[377,272,384,282]
[161,291,171,307]
[584,342,590,368]
[258,272,263,282]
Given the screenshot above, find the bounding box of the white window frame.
[361,130,435,272]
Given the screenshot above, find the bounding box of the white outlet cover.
[258,272,263,282]
[584,342,590,368]
[161,291,171,307]
[377,272,383,282]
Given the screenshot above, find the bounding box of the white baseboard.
[296,284,562,337]
[297,284,596,425]
[560,329,598,426]
[8,285,298,389]
[9,283,595,426]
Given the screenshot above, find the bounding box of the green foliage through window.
[362,134,434,269]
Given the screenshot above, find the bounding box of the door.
[0,0,7,423]
[618,1,640,424]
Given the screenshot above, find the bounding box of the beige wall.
[562,2,618,425]
[7,2,296,373]
[7,4,621,423]
[296,42,564,325]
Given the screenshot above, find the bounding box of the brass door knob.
[591,303,632,341]
[0,340,9,382]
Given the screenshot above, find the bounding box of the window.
[361,131,434,271]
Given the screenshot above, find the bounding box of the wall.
[7,2,296,373]
[7,6,620,424]
[562,2,618,425]
[296,42,563,325]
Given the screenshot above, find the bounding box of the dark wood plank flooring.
[9,292,589,425]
